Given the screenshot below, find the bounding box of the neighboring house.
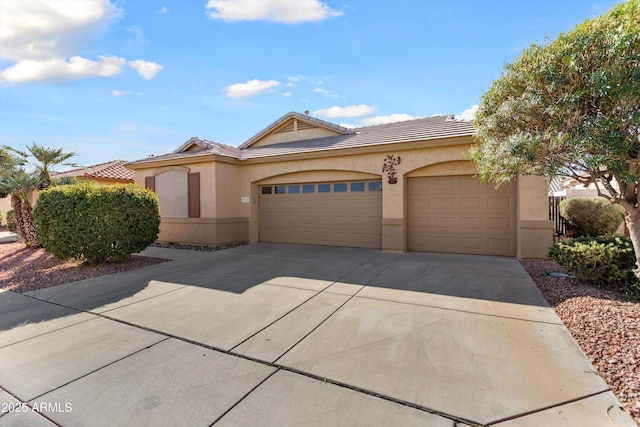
[0,160,133,226]
[126,111,553,258]
[52,159,134,184]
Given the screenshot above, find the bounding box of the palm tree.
[0,170,42,247]
[3,143,79,189]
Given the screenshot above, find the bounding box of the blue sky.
[0,0,621,167]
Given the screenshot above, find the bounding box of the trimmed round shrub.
[34,183,160,264]
[559,197,625,237]
[549,235,639,297]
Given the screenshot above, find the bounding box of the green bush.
[34,183,160,264]
[6,210,16,233]
[559,197,625,237]
[549,235,639,298]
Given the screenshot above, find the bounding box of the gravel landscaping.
[1,237,638,423]
[0,241,168,294]
[521,259,640,424]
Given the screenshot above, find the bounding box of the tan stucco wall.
[517,175,554,258]
[0,196,10,225]
[215,161,242,218]
[132,161,247,244]
[130,135,553,257]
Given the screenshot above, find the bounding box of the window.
[261,186,272,195]
[275,185,286,194]
[288,185,300,194]
[303,184,315,193]
[351,182,365,192]
[369,181,383,191]
[334,183,347,192]
[318,183,331,193]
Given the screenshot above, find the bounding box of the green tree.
[0,148,15,198]
[0,170,42,247]
[470,1,640,274]
[4,143,78,189]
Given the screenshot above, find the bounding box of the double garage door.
[259,181,383,248]
[259,176,516,256]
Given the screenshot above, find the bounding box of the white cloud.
[457,104,478,121]
[158,6,169,14]
[0,0,119,61]
[313,88,340,99]
[287,74,323,85]
[112,90,142,97]
[0,0,163,84]
[226,79,280,97]
[128,60,163,80]
[282,92,292,97]
[361,114,420,126]
[206,0,342,23]
[313,104,377,119]
[0,56,125,84]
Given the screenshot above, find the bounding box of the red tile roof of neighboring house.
[53,160,134,182]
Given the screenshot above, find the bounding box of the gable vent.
[275,120,295,134]
[296,121,316,131]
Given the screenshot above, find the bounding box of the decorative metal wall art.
[382,155,401,184]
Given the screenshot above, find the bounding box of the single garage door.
[408,175,516,256]
[260,181,382,248]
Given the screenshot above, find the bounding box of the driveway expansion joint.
[24,337,171,404]
[484,389,614,426]
[350,293,565,326]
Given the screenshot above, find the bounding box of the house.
[0,160,134,226]
[52,159,134,184]
[126,112,553,258]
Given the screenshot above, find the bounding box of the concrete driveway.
[0,243,635,426]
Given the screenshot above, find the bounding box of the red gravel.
[0,242,168,294]
[522,259,640,424]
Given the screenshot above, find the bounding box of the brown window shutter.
[145,176,155,192]
[188,172,200,218]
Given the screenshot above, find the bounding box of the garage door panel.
[460,237,483,251]
[433,217,456,229]
[488,238,512,252]
[487,217,512,231]
[460,217,482,230]
[260,181,382,248]
[487,196,512,210]
[460,196,482,209]
[409,175,516,256]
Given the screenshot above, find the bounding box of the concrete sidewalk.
[0,244,635,426]
[0,231,18,243]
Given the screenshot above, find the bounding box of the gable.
[184,143,206,152]
[249,118,345,147]
[239,112,354,149]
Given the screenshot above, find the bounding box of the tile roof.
[127,113,474,166]
[130,138,241,165]
[239,114,474,159]
[53,160,135,181]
